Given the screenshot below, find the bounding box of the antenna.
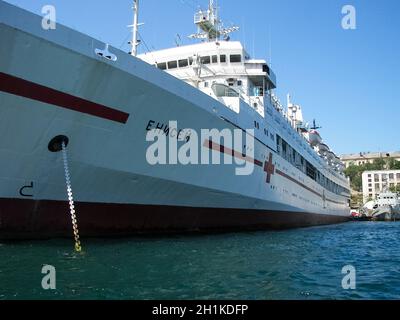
[129,0,144,56]
[311,119,322,130]
[175,34,182,47]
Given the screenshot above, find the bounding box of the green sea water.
[1,222,400,300]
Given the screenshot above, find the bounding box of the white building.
[362,170,400,201]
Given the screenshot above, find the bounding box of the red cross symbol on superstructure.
[264,153,275,184]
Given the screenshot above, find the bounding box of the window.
[204,82,209,88]
[211,83,239,97]
[220,55,226,63]
[167,61,178,69]
[389,173,394,180]
[374,174,379,182]
[230,54,242,63]
[212,55,218,63]
[263,64,270,75]
[178,59,189,68]
[227,78,236,86]
[201,56,211,64]
[157,62,167,70]
[397,173,400,180]
[189,57,194,65]
[237,80,242,86]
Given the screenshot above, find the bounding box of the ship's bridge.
[138,41,276,116]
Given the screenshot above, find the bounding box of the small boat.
[370,191,400,221]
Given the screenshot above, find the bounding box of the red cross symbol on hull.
[264,153,275,184]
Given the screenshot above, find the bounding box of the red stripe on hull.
[0,198,350,240]
[0,72,130,124]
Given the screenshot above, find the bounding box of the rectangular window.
[220,55,226,63]
[397,173,400,180]
[201,56,211,64]
[178,59,189,68]
[189,57,194,65]
[389,173,394,180]
[230,54,242,63]
[167,61,178,69]
[212,55,218,63]
[263,64,270,75]
[157,62,167,70]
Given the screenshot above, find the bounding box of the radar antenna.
[311,119,322,130]
[189,0,239,41]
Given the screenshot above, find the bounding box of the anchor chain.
[61,141,82,253]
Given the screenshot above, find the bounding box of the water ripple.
[1,222,400,299]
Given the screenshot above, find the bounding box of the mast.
[131,0,139,56]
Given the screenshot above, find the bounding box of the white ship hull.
[0,2,349,239]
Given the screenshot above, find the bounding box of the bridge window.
[263,64,270,75]
[201,56,211,64]
[212,55,218,63]
[157,62,167,70]
[179,59,189,68]
[212,83,239,97]
[167,61,178,69]
[230,54,242,63]
[220,55,226,63]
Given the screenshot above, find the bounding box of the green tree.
[344,165,363,192]
[388,158,400,170]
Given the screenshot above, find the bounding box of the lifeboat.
[326,151,336,164]
[308,130,322,147]
[318,143,329,155]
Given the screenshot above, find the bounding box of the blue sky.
[5,0,400,155]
